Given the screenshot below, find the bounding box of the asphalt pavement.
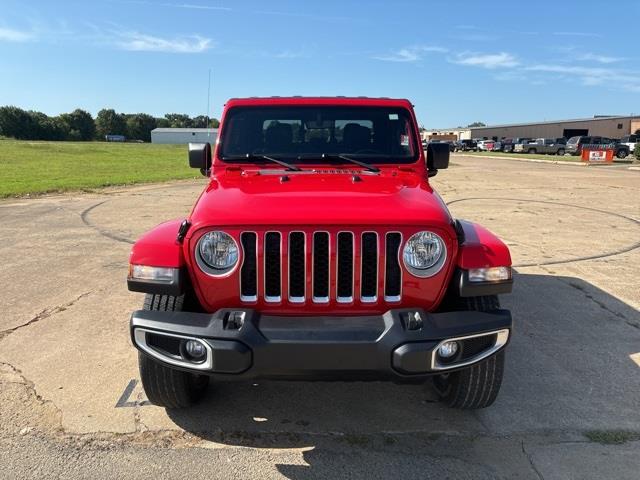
[1,154,639,479]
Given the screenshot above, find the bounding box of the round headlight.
[197,231,239,273]
[403,231,446,277]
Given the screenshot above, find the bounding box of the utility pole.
[206,68,212,135]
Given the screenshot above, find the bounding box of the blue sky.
[0,0,638,128]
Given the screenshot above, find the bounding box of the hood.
[188,168,453,230]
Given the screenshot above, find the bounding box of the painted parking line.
[115,379,151,408]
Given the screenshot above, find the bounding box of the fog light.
[438,341,459,358]
[184,339,207,361]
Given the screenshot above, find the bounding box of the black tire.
[527,148,536,154]
[617,150,627,159]
[433,295,505,409]
[138,293,209,408]
[557,148,565,156]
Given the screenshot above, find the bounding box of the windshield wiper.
[223,153,302,171]
[298,153,380,173]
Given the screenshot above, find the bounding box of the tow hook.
[405,311,423,330]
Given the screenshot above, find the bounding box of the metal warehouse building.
[470,115,640,140]
[151,128,218,144]
[421,128,471,142]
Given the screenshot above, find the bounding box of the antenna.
[206,68,212,138]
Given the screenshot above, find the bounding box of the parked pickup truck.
[502,138,531,153]
[566,136,630,159]
[620,134,638,155]
[127,96,514,410]
[454,139,478,151]
[514,138,566,155]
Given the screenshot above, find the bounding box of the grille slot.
[313,232,330,302]
[288,232,306,302]
[240,230,401,304]
[385,233,402,301]
[360,232,378,302]
[337,232,354,302]
[240,232,257,301]
[264,232,281,302]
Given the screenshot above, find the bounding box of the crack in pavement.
[521,440,545,480]
[3,362,639,466]
[560,279,640,330]
[0,361,63,433]
[133,390,149,433]
[0,291,92,341]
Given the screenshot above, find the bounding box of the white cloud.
[578,52,624,64]
[373,45,447,62]
[252,10,353,22]
[0,26,35,42]
[161,3,232,11]
[525,64,640,92]
[553,31,603,38]
[452,52,519,69]
[115,32,213,53]
[274,50,306,59]
[493,71,527,82]
[451,32,498,42]
[374,41,636,93]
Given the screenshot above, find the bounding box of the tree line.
[0,106,220,143]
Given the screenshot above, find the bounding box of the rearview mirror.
[426,142,449,176]
[188,142,212,176]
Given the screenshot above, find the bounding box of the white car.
[477,139,502,152]
[620,134,638,155]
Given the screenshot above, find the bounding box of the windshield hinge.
[177,219,191,243]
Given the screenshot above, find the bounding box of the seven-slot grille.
[239,230,403,304]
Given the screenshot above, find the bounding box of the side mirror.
[426,142,449,176]
[188,142,212,176]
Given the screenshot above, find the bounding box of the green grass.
[0,139,199,197]
[458,151,583,162]
[585,430,640,445]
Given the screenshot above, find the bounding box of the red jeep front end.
[127,97,513,409]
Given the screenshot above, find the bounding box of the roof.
[151,128,219,133]
[423,127,471,132]
[224,96,413,108]
[469,115,639,131]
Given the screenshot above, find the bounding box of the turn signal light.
[129,265,177,283]
[468,267,512,283]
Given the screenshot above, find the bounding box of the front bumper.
[130,308,512,380]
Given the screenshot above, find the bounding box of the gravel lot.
[1,155,639,479]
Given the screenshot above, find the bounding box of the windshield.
[220,106,418,164]
[567,136,579,144]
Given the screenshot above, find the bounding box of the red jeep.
[128,97,513,409]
